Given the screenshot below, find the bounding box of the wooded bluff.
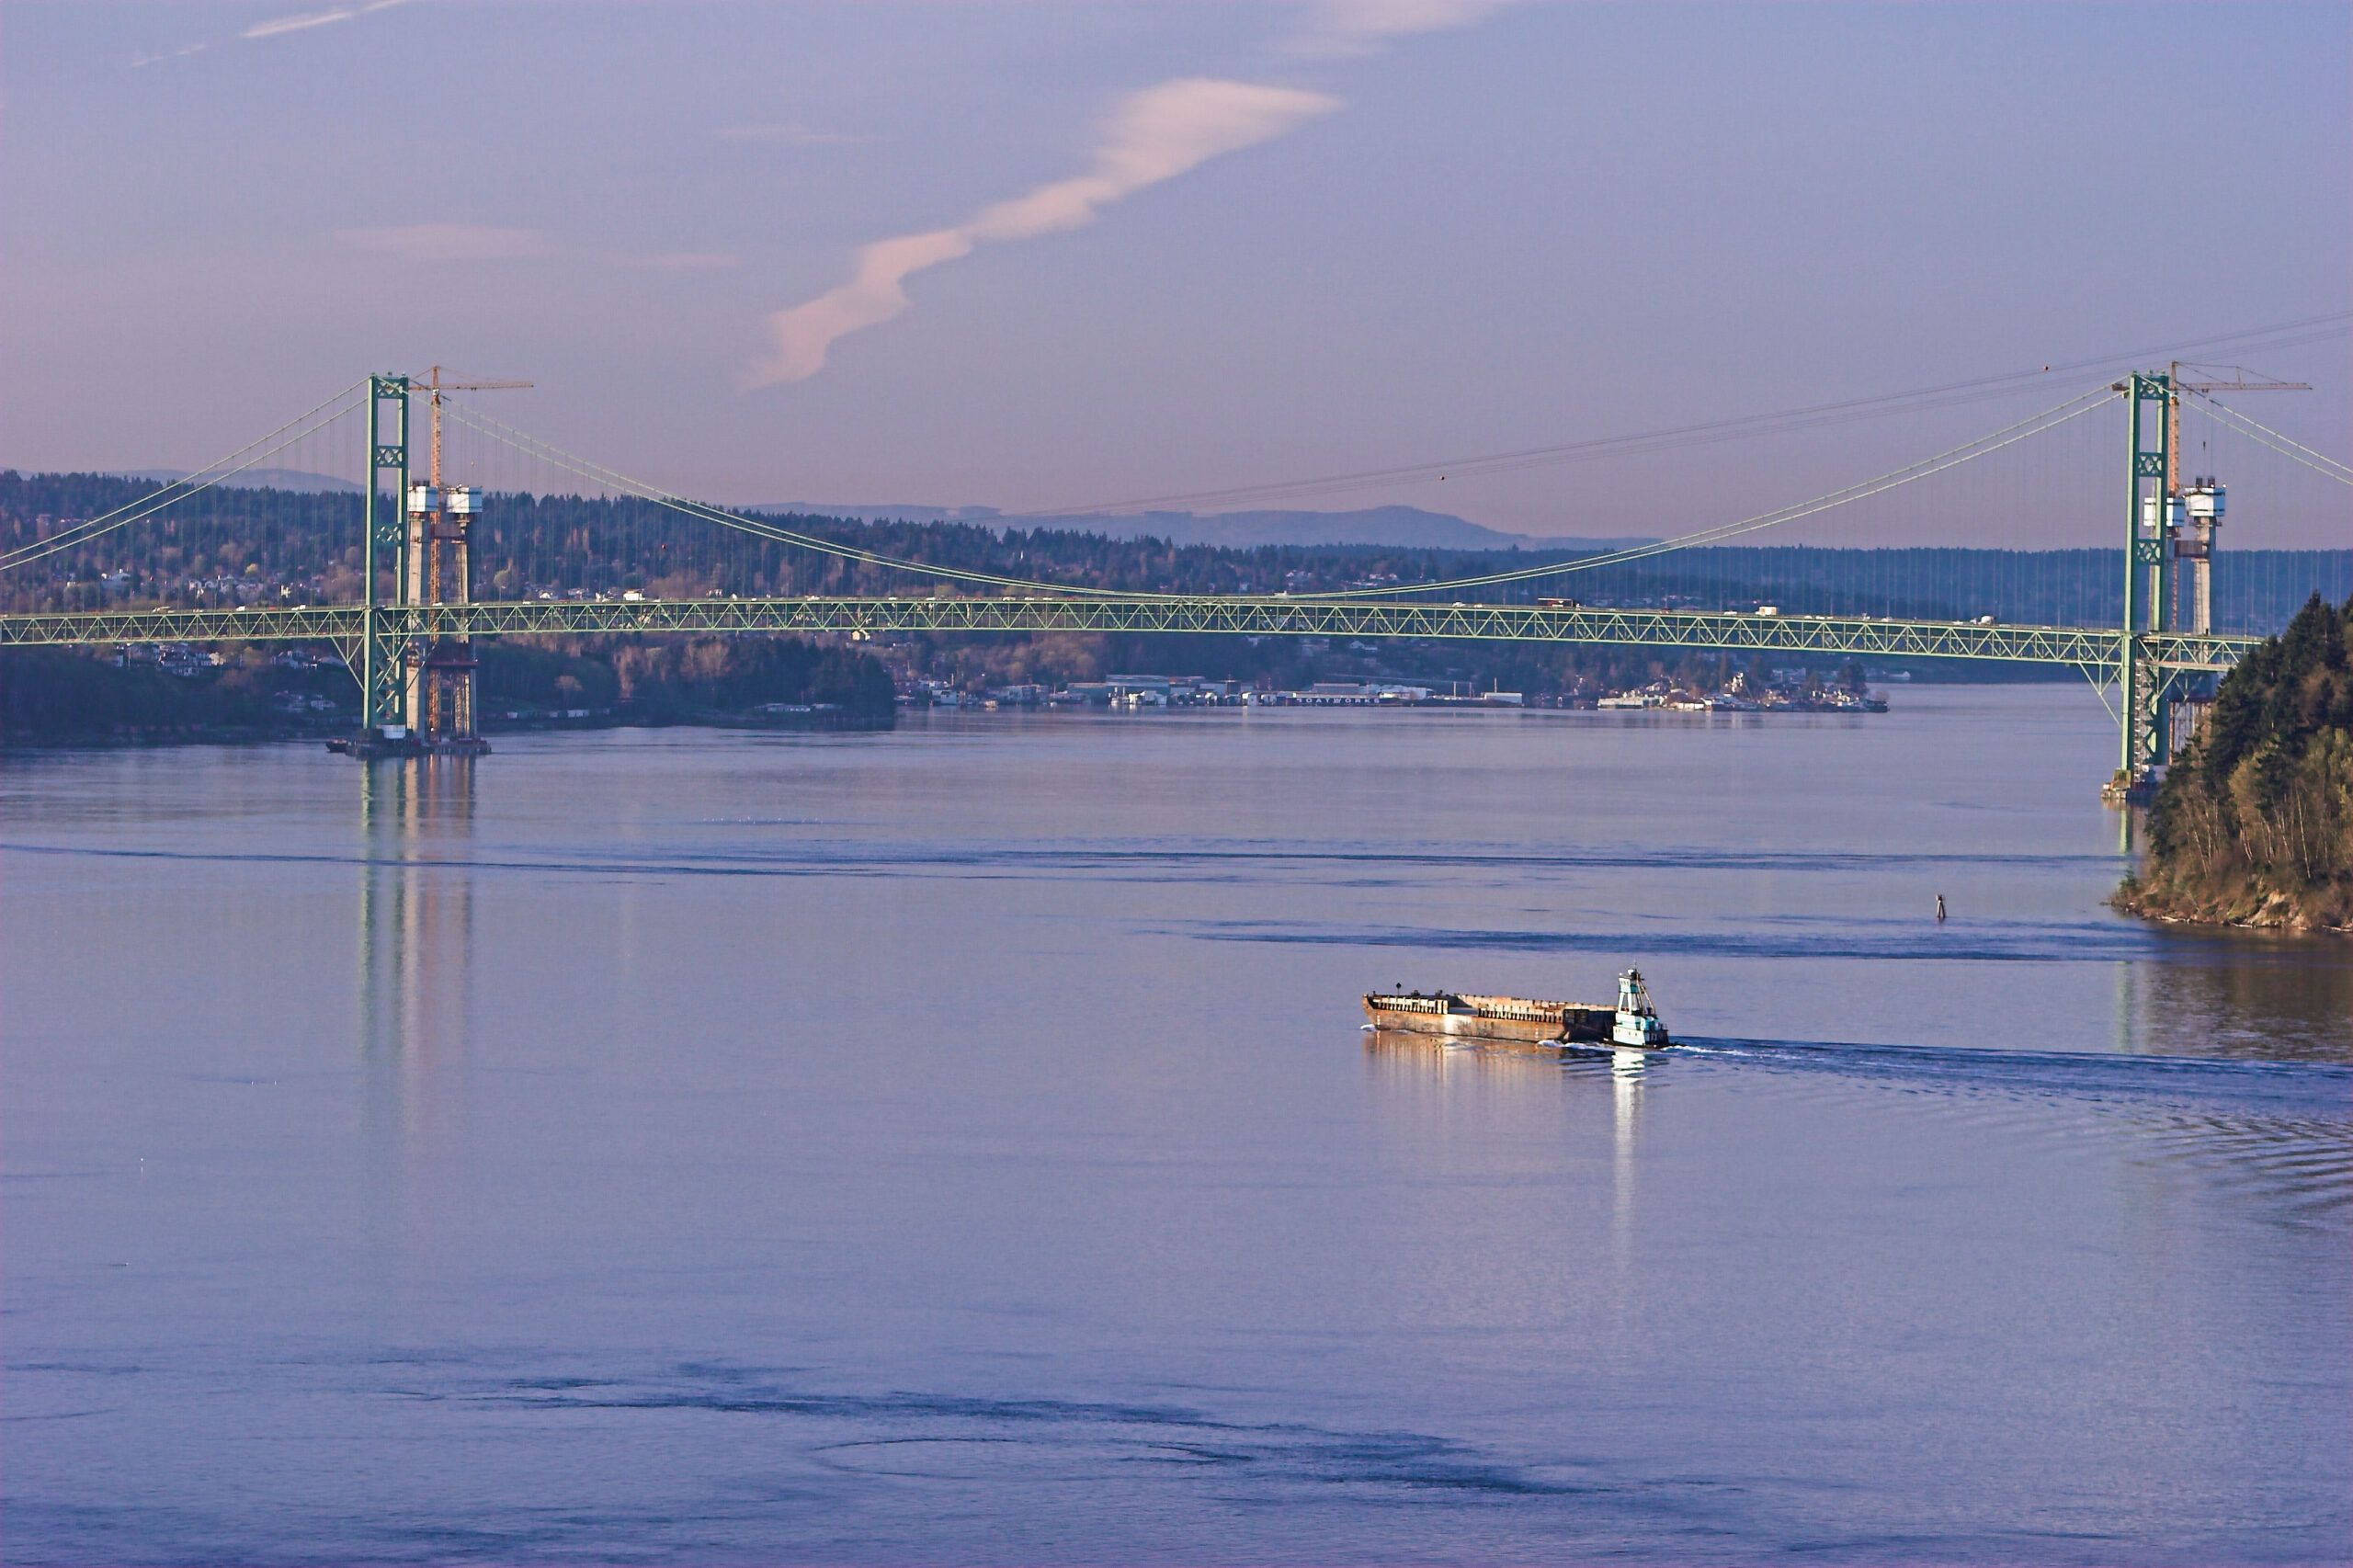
[2117,593,2353,933]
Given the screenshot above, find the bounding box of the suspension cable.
[1003,309,2353,518]
[440,402,1192,598]
[1294,388,2120,598]
[448,387,2119,605]
[2188,392,2353,485]
[1008,379,2092,518]
[2,381,368,572]
[17,375,2128,603]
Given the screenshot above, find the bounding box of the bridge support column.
[361,375,410,736]
[2111,372,2172,804]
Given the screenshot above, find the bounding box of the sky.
[4,1,2349,547]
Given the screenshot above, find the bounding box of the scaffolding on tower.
[398,367,529,753]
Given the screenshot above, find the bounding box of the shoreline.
[3,709,896,752]
[2111,881,2351,937]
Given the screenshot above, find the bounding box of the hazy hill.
[758,501,1651,553]
[6,472,2339,635]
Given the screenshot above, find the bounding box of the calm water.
[5,686,2347,1564]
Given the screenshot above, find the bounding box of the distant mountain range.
[81,472,1648,552]
[756,502,1654,553]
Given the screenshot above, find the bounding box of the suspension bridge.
[5,356,2347,794]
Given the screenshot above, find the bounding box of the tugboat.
[1363,969,1673,1050]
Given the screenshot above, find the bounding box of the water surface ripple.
[5,690,2347,1564]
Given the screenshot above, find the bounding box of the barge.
[1363,968,1672,1050]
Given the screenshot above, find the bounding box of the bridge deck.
[0,597,2256,671]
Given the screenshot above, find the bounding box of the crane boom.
[2165,361,2307,494]
[415,366,532,484]
[2176,378,2313,392]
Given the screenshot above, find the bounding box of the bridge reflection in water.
[358,758,477,1243]
[1362,1031,1649,1306]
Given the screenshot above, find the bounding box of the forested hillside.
[2116,593,2353,932]
[1,634,894,744]
[7,471,2342,628]
[9,470,2347,745]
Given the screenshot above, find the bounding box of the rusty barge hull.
[1362,994,1618,1046]
[1365,1026,1590,1059]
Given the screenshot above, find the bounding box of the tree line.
[9,471,2340,631]
[2118,592,2353,931]
[1,633,894,744]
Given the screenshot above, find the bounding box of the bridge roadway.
[0,597,2257,671]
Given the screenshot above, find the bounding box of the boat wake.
[1666,1038,2352,1221]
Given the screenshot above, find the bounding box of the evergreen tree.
[2118,593,2353,931]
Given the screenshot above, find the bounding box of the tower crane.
[402,367,531,749]
[2162,361,2308,636]
[418,365,533,488]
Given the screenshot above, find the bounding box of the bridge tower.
[401,483,487,748]
[397,369,487,752]
[2114,369,2174,800]
[2110,365,2308,803]
[349,368,526,755]
[360,375,410,736]
[2167,476,2224,750]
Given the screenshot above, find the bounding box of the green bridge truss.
[0,596,2256,675]
[8,368,2264,789]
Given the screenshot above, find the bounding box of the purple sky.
[5,2,2347,547]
